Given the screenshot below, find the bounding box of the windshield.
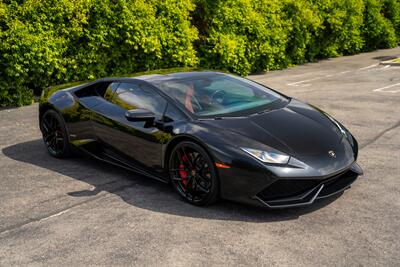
[157,74,288,118]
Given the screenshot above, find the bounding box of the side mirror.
[125,108,155,122]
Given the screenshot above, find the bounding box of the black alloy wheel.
[169,141,219,206]
[41,110,71,158]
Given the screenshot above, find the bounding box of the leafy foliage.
[0,0,198,106]
[312,0,366,57]
[363,0,399,50]
[0,0,399,106]
[198,0,399,74]
[382,0,400,37]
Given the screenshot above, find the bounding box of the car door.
[91,81,172,173]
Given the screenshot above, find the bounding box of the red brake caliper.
[179,156,189,187]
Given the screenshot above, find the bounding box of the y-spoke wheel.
[40,110,72,158]
[169,141,219,206]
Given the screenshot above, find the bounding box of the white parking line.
[287,77,322,86]
[378,65,391,70]
[287,63,390,87]
[287,72,350,87]
[358,63,379,70]
[373,82,400,93]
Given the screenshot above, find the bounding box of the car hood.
[198,99,355,173]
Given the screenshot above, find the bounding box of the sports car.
[39,69,363,208]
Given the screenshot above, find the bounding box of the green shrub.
[196,0,392,74]
[312,0,365,57]
[282,0,322,64]
[363,0,398,50]
[0,0,198,107]
[64,0,198,80]
[0,0,399,107]
[196,0,290,75]
[382,0,400,40]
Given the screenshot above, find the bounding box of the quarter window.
[111,82,167,118]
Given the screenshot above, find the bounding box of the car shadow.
[372,55,398,61]
[2,139,342,222]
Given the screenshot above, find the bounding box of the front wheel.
[40,109,72,158]
[169,141,219,206]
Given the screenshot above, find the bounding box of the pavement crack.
[360,120,400,150]
[0,195,106,235]
[0,182,137,235]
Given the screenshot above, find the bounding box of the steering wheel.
[210,89,226,104]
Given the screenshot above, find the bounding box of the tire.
[40,109,73,158]
[169,141,219,206]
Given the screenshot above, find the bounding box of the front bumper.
[252,162,363,208]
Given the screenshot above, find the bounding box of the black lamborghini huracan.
[39,70,363,208]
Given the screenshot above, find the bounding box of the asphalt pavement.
[0,47,399,266]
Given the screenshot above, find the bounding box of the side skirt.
[79,146,169,184]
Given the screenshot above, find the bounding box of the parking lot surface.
[0,47,399,266]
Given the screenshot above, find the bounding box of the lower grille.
[257,179,320,201]
[257,169,356,202]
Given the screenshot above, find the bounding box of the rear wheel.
[169,141,219,206]
[40,110,72,158]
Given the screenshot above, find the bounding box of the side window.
[104,82,119,100]
[111,82,167,117]
[164,103,186,122]
[74,82,114,98]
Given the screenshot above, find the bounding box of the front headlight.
[241,147,290,164]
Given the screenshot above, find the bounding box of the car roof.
[131,71,224,84]
[47,68,227,92]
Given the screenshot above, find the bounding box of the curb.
[380,59,400,66]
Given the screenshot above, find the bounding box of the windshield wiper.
[256,109,270,115]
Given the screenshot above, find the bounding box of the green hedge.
[0,0,399,106]
[197,0,399,74]
[0,0,198,106]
